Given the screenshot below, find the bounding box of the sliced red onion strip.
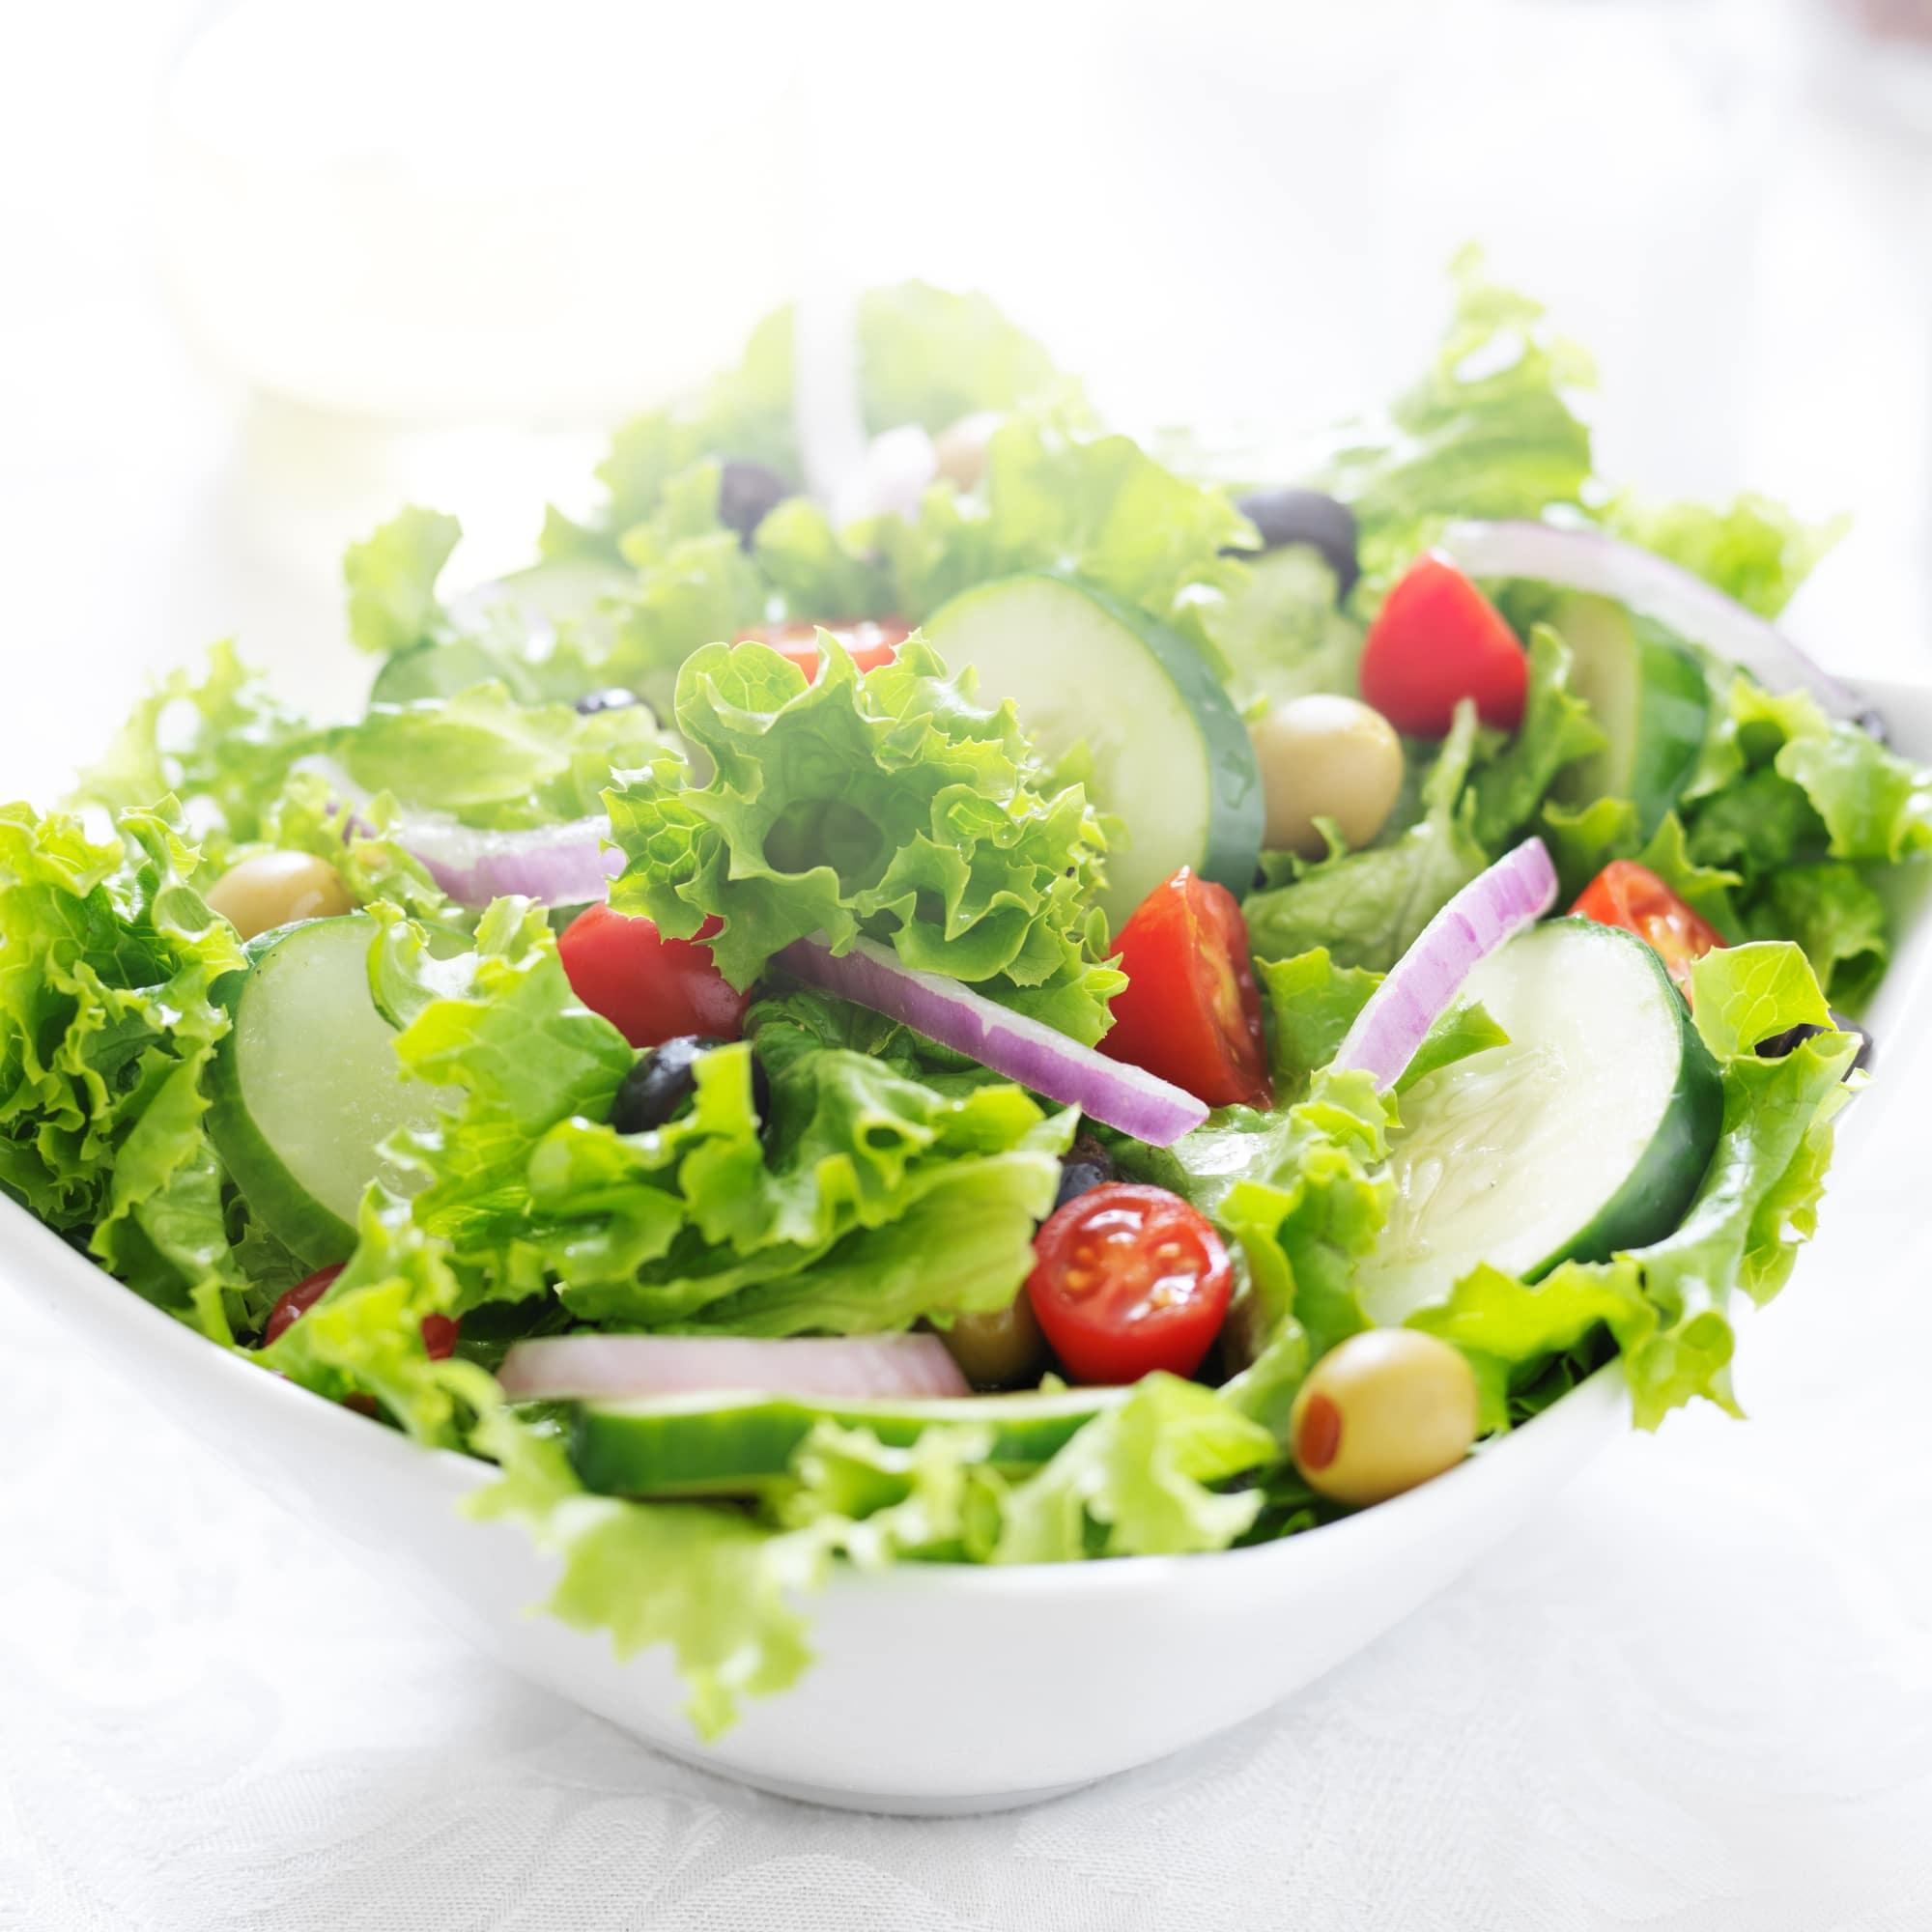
[776,935,1209,1146]
[1435,520,1884,736]
[394,813,618,909]
[295,755,617,909]
[1332,838,1558,1093]
[497,1332,970,1405]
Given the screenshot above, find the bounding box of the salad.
[9,263,1929,1741]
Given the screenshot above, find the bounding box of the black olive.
[611,1036,770,1133]
[718,461,793,548]
[1052,1134,1117,1213]
[1230,487,1359,598]
[574,687,643,716]
[1755,1011,1872,1075]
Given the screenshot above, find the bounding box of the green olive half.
[1288,1329,1480,1507]
[204,851,353,941]
[937,1295,1047,1388]
[1249,694,1404,859]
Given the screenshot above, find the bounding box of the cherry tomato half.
[743,617,909,682]
[1027,1183,1233,1383]
[557,903,751,1049]
[1360,554,1527,737]
[1572,860,1725,1000]
[1101,869,1271,1109]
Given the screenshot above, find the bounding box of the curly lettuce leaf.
[467,1407,812,1740]
[69,642,324,864]
[1317,247,1595,587]
[991,1375,1276,1563]
[880,416,1251,647]
[605,637,1121,1041]
[1467,624,1605,847]
[255,768,461,926]
[261,1188,496,1443]
[584,282,1073,545]
[1687,673,1932,866]
[752,495,897,624]
[1602,491,1844,619]
[380,898,634,1301]
[345,505,464,656]
[382,920,1070,1335]
[333,680,665,830]
[855,281,1077,436]
[1537,801,1744,931]
[775,1419,1000,1568]
[537,1031,1070,1335]
[0,801,257,1339]
[1255,947,1505,1101]
[1111,1065,1394,1435]
[1746,863,1890,1008]
[1664,671,1929,998]
[1242,701,1487,970]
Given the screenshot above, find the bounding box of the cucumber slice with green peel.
[922,574,1264,923]
[207,916,456,1268]
[1549,593,1709,838]
[1355,919,1721,1323]
[569,1383,1126,1498]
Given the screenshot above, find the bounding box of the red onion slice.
[1435,520,1884,736]
[776,936,1209,1146]
[498,1332,970,1404]
[1332,838,1558,1093]
[297,756,617,909]
[392,813,618,908]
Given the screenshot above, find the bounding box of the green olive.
[1288,1329,1479,1508]
[937,1294,1047,1388]
[204,851,353,941]
[932,412,1004,494]
[1249,694,1405,859]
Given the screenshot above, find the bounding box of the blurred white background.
[6,0,1932,794]
[8,5,1932,1926]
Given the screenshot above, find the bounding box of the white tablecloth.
[7,4,1932,1925]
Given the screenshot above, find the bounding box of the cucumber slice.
[1549,593,1709,838]
[569,1383,1125,1498]
[1355,919,1721,1322]
[207,916,455,1267]
[922,574,1264,923]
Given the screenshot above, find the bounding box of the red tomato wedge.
[1572,861,1725,1000]
[420,1314,462,1361]
[743,617,909,681]
[264,1264,344,1346]
[557,904,751,1049]
[263,1264,461,1363]
[1027,1183,1233,1383]
[1102,869,1271,1109]
[1360,554,1528,736]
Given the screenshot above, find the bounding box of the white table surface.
[6,5,1932,1926]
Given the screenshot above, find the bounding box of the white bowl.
[7,676,1929,1816]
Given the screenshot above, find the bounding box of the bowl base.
[639,1734,1105,1815]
